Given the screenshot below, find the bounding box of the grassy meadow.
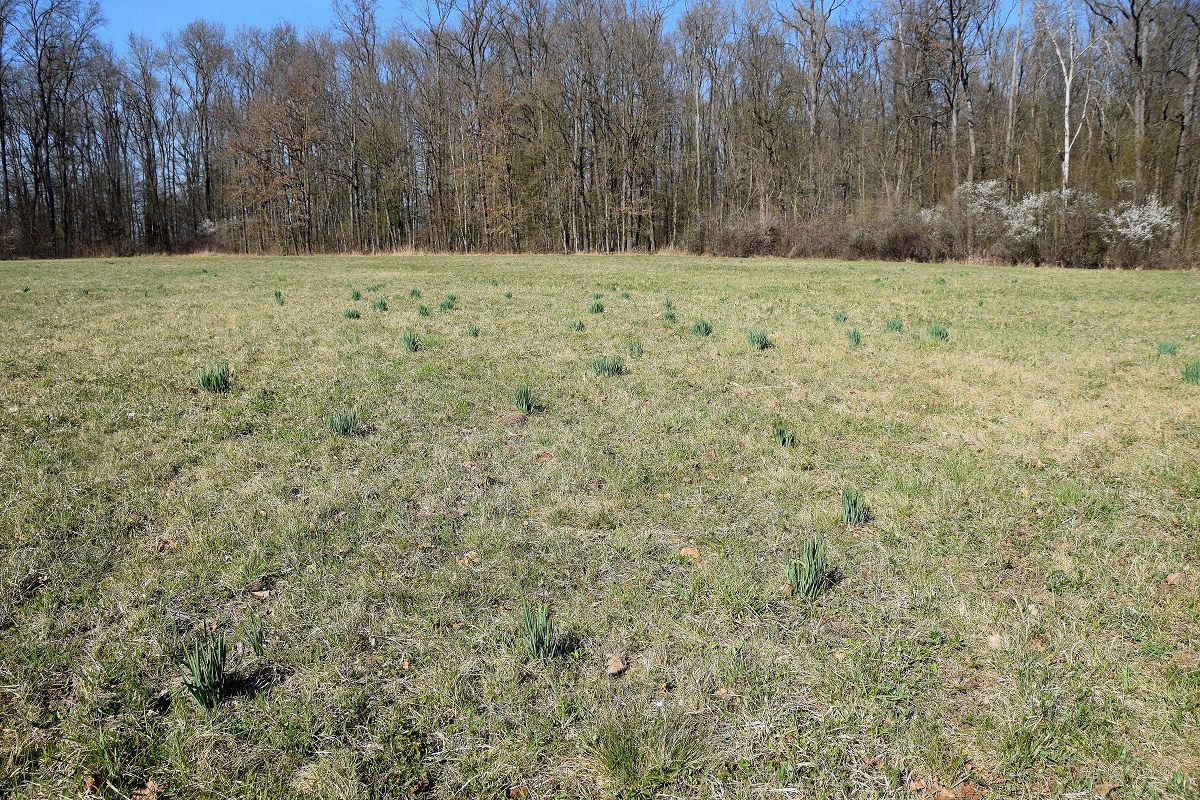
[1,254,1199,800]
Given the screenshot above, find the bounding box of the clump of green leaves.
[785,537,828,601]
[418,305,430,316]
[514,384,535,414]
[343,308,361,319]
[589,301,605,314]
[198,362,231,393]
[833,311,847,323]
[593,292,604,300]
[935,277,946,285]
[439,294,457,311]
[273,290,284,305]
[180,632,226,710]
[748,329,770,350]
[350,289,362,301]
[372,298,388,311]
[928,324,949,341]
[367,284,383,292]
[245,613,266,657]
[620,291,631,299]
[590,716,701,798]
[1158,341,1178,356]
[692,319,713,337]
[773,422,795,447]
[661,309,676,324]
[468,323,480,337]
[841,487,868,526]
[592,356,625,376]
[403,332,420,352]
[409,288,421,298]
[570,319,585,331]
[1185,361,1200,385]
[326,409,358,436]
[21,286,29,292]
[522,602,557,660]
[628,339,643,357]
[846,329,862,347]
[885,319,902,332]
[505,292,513,299]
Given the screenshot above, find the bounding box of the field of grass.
[2,254,1199,800]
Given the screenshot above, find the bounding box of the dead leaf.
[656,492,672,499]
[457,551,479,567]
[680,546,701,559]
[934,788,956,800]
[133,781,162,800]
[401,658,411,670]
[713,687,732,698]
[535,450,553,461]
[1094,781,1121,798]
[461,460,476,469]
[908,778,927,792]
[605,653,627,677]
[508,785,530,799]
[957,784,982,800]
[1164,572,1186,587]
[83,776,96,793]
[249,590,270,599]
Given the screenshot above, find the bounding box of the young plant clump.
[928,324,949,341]
[372,298,388,311]
[1158,341,1178,356]
[514,384,535,414]
[350,289,362,301]
[273,290,284,305]
[1185,361,1200,385]
[326,409,358,436]
[628,339,643,357]
[834,312,848,323]
[198,362,231,393]
[785,537,828,601]
[589,301,605,314]
[661,309,677,324]
[774,422,795,448]
[592,356,626,376]
[570,319,585,331]
[409,288,421,298]
[846,328,862,347]
[439,294,457,311]
[180,632,226,710]
[748,329,770,350]
[418,305,430,316]
[885,319,902,332]
[692,319,713,337]
[343,308,361,319]
[468,323,480,337]
[841,487,868,526]
[403,332,420,352]
[522,602,557,660]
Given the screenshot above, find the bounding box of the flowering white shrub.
[1101,195,1176,249]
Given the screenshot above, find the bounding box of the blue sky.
[100,0,347,45]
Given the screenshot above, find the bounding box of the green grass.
[326,408,359,436]
[179,632,226,711]
[692,319,712,336]
[591,355,625,376]
[929,323,949,341]
[748,329,770,350]
[1185,360,1200,384]
[372,298,388,311]
[885,318,902,332]
[846,328,862,347]
[785,536,827,601]
[197,361,231,393]
[1159,341,1178,356]
[2,254,1199,799]
[513,383,535,414]
[439,294,457,311]
[589,301,605,314]
[403,331,420,352]
[343,308,361,319]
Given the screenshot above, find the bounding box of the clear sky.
[100,0,344,45]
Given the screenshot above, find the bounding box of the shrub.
[372,299,388,311]
[846,329,862,347]
[1185,361,1200,385]
[846,207,959,263]
[273,290,284,305]
[692,319,713,337]
[748,329,770,350]
[592,356,625,376]
[885,319,902,332]
[343,309,361,319]
[403,332,420,352]
[514,384,535,414]
[468,323,480,337]
[198,362,231,393]
[1158,341,1178,356]
[928,324,949,341]
[569,319,585,331]
[180,632,225,710]
[418,305,430,316]
[326,409,358,436]
[841,487,868,525]
[439,294,457,311]
[834,312,847,323]
[589,301,605,314]
[628,339,643,357]
[773,422,795,447]
[522,602,556,659]
[785,537,827,601]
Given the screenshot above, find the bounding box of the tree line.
[1,0,1197,265]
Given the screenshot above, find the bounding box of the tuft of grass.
[846,328,862,347]
[514,384,535,415]
[664,298,673,310]
[403,332,420,352]
[834,311,847,322]
[409,288,421,298]
[21,286,30,292]
[504,291,513,299]
[366,284,383,292]
[273,290,284,305]
[522,603,556,660]
[197,362,231,393]
[1158,341,1178,356]
[372,298,388,311]
[246,613,266,657]
[350,289,362,301]
[1185,361,1200,385]
[590,716,703,799]
[773,422,795,447]
[180,632,225,711]
[785,536,828,601]
[928,324,949,341]
[841,487,869,526]
[661,309,676,324]
[628,339,643,357]
[589,301,605,314]
[326,409,358,436]
[468,323,480,337]
[591,356,625,377]
[569,320,585,331]
[620,291,631,299]
[343,308,361,319]
[418,305,430,316]
[692,319,713,337]
[439,294,457,311]
[936,277,946,285]
[593,292,604,300]
[748,329,770,350]
[885,319,902,332]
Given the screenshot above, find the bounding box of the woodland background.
[1,0,1198,265]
